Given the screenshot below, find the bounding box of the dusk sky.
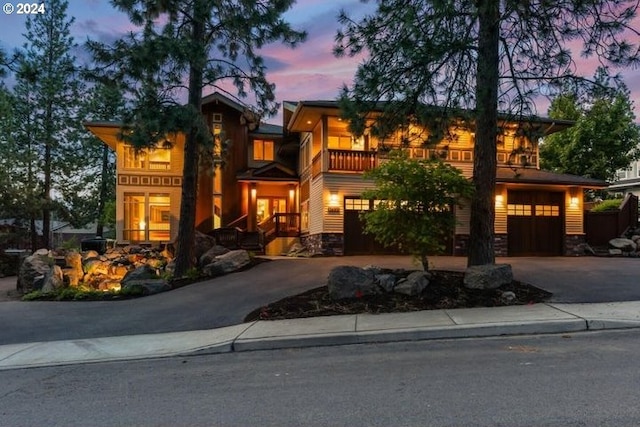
[1,0,639,125]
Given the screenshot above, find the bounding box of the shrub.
[591,199,622,212]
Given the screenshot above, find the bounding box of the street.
[2,330,640,426]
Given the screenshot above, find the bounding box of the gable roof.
[236,162,298,182]
[201,92,247,112]
[496,167,608,188]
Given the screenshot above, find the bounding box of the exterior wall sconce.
[495,194,504,207]
[329,192,339,207]
[250,184,257,199]
[570,196,579,208]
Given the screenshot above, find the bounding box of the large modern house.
[85,92,607,257]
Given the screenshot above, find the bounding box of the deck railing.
[328,149,377,172]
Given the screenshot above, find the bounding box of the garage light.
[495,194,504,207]
[570,196,579,207]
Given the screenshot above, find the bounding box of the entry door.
[256,198,286,224]
[507,191,564,256]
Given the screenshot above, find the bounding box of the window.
[345,198,371,211]
[254,139,274,161]
[123,193,171,242]
[535,205,560,217]
[507,204,532,216]
[328,135,352,150]
[123,145,171,171]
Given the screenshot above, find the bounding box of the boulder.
[82,250,100,260]
[121,265,159,284]
[573,243,596,256]
[199,245,231,267]
[17,251,53,293]
[609,248,623,256]
[65,250,83,278]
[287,242,309,257]
[41,265,64,292]
[394,271,430,296]
[327,266,377,300]
[121,278,170,296]
[203,249,251,277]
[192,230,218,261]
[375,273,397,293]
[464,264,513,290]
[609,238,636,252]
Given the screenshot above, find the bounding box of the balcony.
[328,149,378,173]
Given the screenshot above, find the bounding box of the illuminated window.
[328,136,352,150]
[535,205,560,217]
[345,198,371,211]
[123,145,171,171]
[123,193,171,242]
[507,204,532,216]
[254,139,274,161]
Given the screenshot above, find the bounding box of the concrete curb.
[1,301,640,371]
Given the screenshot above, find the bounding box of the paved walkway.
[2,255,640,370]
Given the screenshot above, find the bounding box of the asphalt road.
[2,330,640,426]
[1,255,640,345]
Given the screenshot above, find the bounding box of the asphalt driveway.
[1,255,639,346]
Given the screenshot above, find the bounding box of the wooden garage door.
[343,198,393,255]
[507,191,564,256]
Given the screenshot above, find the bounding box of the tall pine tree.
[335,0,639,266]
[14,0,84,248]
[88,0,306,277]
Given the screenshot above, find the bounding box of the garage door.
[343,198,391,255]
[507,191,563,256]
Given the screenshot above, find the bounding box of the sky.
[1,0,639,126]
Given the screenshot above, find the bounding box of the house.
[609,158,640,197]
[86,92,607,257]
[85,92,301,255]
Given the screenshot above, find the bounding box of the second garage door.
[507,190,564,256]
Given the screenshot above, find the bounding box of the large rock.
[193,231,218,261]
[121,264,158,284]
[121,279,171,296]
[203,249,251,277]
[17,251,53,293]
[375,273,397,293]
[41,265,64,292]
[199,245,230,267]
[327,266,378,300]
[464,264,513,290]
[609,238,636,252]
[394,271,431,296]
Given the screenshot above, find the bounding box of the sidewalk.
[2,301,640,371]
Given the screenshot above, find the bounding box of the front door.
[256,197,286,224]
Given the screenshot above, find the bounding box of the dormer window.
[254,139,274,161]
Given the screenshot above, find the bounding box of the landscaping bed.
[245,270,551,322]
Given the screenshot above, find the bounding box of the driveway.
[1,255,639,346]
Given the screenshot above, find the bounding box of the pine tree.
[88,0,306,277]
[335,0,639,266]
[15,0,84,248]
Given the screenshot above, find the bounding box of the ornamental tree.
[335,0,639,266]
[361,151,473,270]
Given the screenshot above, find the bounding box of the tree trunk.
[468,0,500,267]
[173,3,205,278]
[96,144,110,237]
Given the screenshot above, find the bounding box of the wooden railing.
[328,149,377,172]
[259,213,301,240]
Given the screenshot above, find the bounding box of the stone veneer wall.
[454,234,508,256]
[301,233,344,256]
[565,234,586,256]
[494,233,508,257]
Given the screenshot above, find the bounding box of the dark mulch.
[244,270,552,322]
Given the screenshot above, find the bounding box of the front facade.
[87,93,606,257]
[86,93,300,254]
[286,101,607,257]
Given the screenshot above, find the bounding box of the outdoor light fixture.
[329,192,339,206]
[570,196,579,207]
[495,194,504,206]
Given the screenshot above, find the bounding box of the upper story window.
[123,144,171,171]
[254,139,274,161]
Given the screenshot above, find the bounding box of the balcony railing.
[328,149,377,172]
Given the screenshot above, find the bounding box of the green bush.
[591,199,622,212]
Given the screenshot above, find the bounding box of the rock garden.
[15,231,254,300]
[245,263,551,321]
